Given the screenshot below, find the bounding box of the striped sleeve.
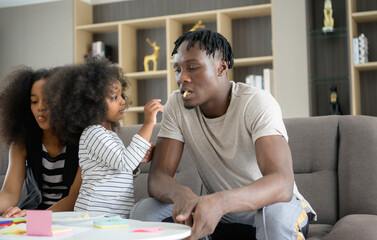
[81,125,151,172]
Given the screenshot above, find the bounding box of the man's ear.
[218,60,228,76]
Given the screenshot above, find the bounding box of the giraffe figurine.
[143,38,160,72]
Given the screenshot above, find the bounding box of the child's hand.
[2,206,26,218]
[144,99,163,126]
[141,143,155,163]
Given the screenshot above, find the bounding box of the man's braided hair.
[171,29,234,69]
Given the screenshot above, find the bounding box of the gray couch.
[1,115,376,239]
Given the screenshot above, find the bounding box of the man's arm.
[148,137,200,224]
[217,135,294,213]
[148,137,186,202]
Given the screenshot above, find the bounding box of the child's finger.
[145,101,162,110]
[145,99,161,107]
[149,104,163,113]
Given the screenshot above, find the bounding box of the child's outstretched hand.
[138,99,163,143]
[144,99,163,126]
[142,143,155,163]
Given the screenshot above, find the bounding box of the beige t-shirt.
[159,81,315,216]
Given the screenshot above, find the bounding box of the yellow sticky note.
[0,224,26,235]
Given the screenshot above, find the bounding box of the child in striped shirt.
[44,57,163,218]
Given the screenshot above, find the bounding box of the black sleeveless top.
[25,136,79,209]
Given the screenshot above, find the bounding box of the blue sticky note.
[93,216,129,229]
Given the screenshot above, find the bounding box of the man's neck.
[200,81,232,119]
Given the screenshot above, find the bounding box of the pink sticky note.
[26,210,52,236]
[132,227,164,233]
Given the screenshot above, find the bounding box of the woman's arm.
[48,166,82,212]
[0,141,27,216]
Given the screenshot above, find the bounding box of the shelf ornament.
[322,0,334,33]
[189,20,205,32]
[143,38,160,72]
[330,85,342,115]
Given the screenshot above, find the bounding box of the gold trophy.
[143,38,160,72]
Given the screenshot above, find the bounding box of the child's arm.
[138,99,163,142]
[82,125,151,172]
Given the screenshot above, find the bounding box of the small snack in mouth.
[183,91,190,97]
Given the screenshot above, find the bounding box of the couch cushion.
[307,223,333,240]
[117,124,202,202]
[0,143,9,177]
[322,214,377,240]
[338,115,377,218]
[284,116,339,224]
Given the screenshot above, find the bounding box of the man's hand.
[171,186,198,226]
[176,193,225,240]
[2,206,26,218]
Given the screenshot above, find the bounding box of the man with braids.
[131,30,315,240]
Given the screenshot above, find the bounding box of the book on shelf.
[92,41,112,60]
[358,33,369,64]
[245,70,274,96]
[245,74,255,86]
[245,74,262,90]
[263,68,274,96]
[353,34,369,64]
[352,37,359,64]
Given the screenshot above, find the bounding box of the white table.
[0,218,191,240]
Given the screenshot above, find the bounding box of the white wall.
[273,0,310,118]
[0,0,74,81]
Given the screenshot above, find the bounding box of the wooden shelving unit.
[347,0,377,115]
[74,0,274,125]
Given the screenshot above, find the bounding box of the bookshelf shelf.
[233,56,273,67]
[125,70,168,80]
[220,4,271,18]
[76,23,119,33]
[354,61,377,71]
[311,76,349,84]
[309,27,348,39]
[352,10,377,23]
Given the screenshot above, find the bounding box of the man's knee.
[255,198,309,240]
[130,197,173,222]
